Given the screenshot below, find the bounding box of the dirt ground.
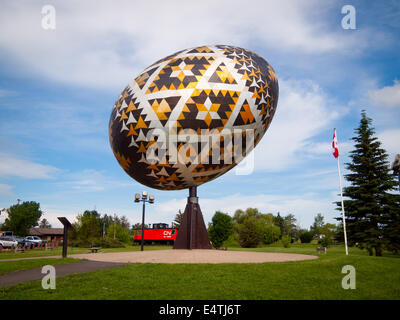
[72,249,318,264]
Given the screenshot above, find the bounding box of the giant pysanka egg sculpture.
[109,45,278,190]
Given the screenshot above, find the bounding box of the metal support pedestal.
[173,186,212,250]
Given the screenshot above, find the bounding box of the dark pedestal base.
[173,187,212,250]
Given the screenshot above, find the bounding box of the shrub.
[208,211,233,248]
[281,234,291,248]
[71,239,89,247]
[100,239,125,248]
[319,235,331,248]
[263,225,281,244]
[106,224,131,244]
[70,238,125,248]
[299,231,314,244]
[238,217,264,248]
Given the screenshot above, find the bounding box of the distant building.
[29,228,64,242]
[0,231,13,236]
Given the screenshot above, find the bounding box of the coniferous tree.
[310,213,325,238]
[273,212,285,239]
[172,210,184,229]
[337,110,400,256]
[39,218,52,228]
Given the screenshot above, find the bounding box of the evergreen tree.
[172,210,184,229]
[283,214,298,241]
[273,212,285,239]
[39,218,52,228]
[310,213,325,238]
[337,111,400,256]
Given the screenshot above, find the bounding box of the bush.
[208,211,233,248]
[263,225,281,244]
[70,238,125,248]
[281,235,291,248]
[222,233,241,247]
[319,235,331,248]
[71,239,92,247]
[238,217,264,248]
[300,231,314,244]
[106,224,131,243]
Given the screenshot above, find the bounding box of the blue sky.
[1,0,399,229]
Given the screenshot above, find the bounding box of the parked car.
[24,236,47,247]
[8,236,27,247]
[0,236,18,249]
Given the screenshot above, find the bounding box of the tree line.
[206,209,338,249]
[0,204,136,248]
[69,210,136,247]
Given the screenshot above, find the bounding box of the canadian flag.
[332,128,339,159]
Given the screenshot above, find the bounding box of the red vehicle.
[133,223,178,245]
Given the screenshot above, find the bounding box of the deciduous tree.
[3,201,42,236]
[208,211,233,248]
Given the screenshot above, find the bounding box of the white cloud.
[253,79,345,171]
[378,128,400,162]
[39,207,79,228]
[368,80,400,108]
[303,140,353,157]
[0,152,59,179]
[0,0,366,89]
[59,169,132,192]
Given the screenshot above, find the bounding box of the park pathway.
[0,261,126,287]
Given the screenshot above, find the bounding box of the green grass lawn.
[0,245,172,260]
[0,244,399,300]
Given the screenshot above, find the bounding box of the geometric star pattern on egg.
[109,45,279,190]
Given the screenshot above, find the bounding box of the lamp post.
[135,191,155,251]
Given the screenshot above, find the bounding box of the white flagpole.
[335,130,349,256]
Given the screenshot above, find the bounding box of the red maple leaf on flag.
[332,128,339,159]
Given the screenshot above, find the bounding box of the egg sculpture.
[109,45,278,190]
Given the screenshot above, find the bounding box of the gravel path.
[71,249,318,264]
[0,261,126,287]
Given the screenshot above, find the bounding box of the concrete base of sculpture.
[173,186,212,250]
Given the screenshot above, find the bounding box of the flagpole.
[335,130,349,256]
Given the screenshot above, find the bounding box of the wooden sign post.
[57,217,74,258]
